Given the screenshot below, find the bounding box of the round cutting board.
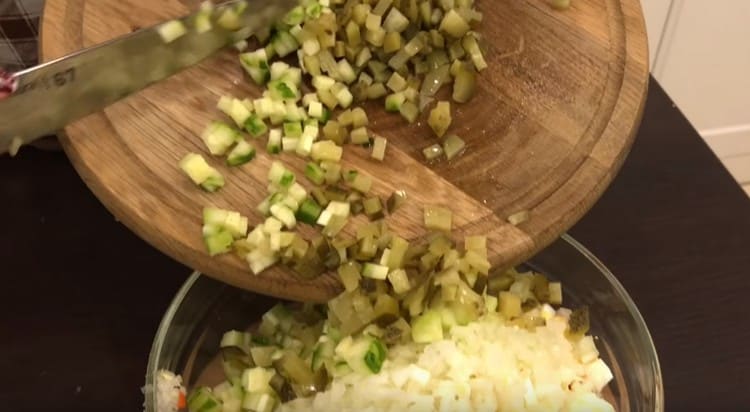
[40,0,648,302]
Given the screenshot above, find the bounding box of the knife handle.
[0,70,23,155]
[0,69,16,100]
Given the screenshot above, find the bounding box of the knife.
[0,0,296,155]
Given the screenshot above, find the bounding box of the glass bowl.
[145,234,663,411]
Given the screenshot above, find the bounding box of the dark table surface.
[2,79,749,411]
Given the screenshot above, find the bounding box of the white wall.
[641,0,672,66]
[646,0,750,192]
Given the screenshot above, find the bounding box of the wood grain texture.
[6,81,750,411]
[40,0,649,302]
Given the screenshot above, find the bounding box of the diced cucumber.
[329,361,353,378]
[241,391,277,412]
[384,7,409,32]
[281,67,302,87]
[371,136,387,160]
[424,205,452,232]
[202,207,229,228]
[411,309,444,343]
[179,153,225,192]
[296,128,316,156]
[203,207,248,238]
[334,86,354,108]
[442,134,466,160]
[317,201,350,227]
[194,10,213,34]
[311,141,343,162]
[267,129,282,154]
[440,9,471,38]
[312,75,336,91]
[335,335,387,374]
[322,214,348,237]
[363,338,387,373]
[269,231,295,251]
[302,38,321,56]
[351,107,369,128]
[344,170,373,193]
[296,198,323,225]
[306,2,323,18]
[362,262,389,280]
[240,98,254,113]
[337,59,357,84]
[271,30,299,57]
[267,161,295,188]
[318,107,331,124]
[270,204,296,229]
[244,115,268,137]
[226,140,256,166]
[311,338,336,371]
[282,137,299,152]
[241,367,276,394]
[217,96,233,117]
[386,72,407,92]
[484,294,499,313]
[387,268,411,293]
[287,182,308,203]
[269,79,299,101]
[246,248,279,275]
[201,121,239,156]
[250,346,276,368]
[385,92,406,112]
[320,161,342,185]
[308,101,324,118]
[257,196,272,216]
[267,161,285,182]
[214,382,242,412]
[278,194,299,211]
[239,49,270,85]
[270,61,291,80]
[252,98,268,118]
[157,20,187,43]
[400,101,419,123]
[303,92,320,107]
[283,122,303,138]
[317,89,339,110]
[186,387,223,412]
[216,4,243,30]
[204,230,234,256]
[262,303,293,332]
[220,329,252,350]
[304,162,326,185]
[284,102,305,122]
[283,5,306,25]
[216,97,252,127]
[462,34,488,71]
[350,126,369,145]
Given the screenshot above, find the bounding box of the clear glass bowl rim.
[145,233,664,411]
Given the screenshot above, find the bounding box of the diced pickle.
[428,101,452,137]
[548,282,563,305]
[452,65,476,103]
[363,197,385,220]
[422,144,444,161]
[566,306,590,341]
[424,205,452,232]
[442,134,466,160]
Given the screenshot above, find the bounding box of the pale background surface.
[643,0,750,197]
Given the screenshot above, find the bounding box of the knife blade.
[0,0,296,155]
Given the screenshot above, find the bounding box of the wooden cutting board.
[40,0,648,302]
